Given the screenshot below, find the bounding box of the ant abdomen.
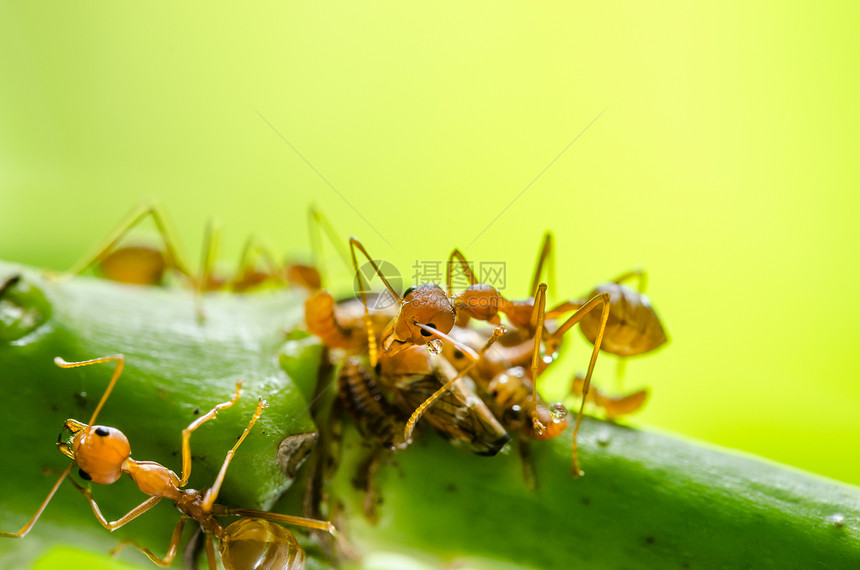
[220,518,305,570]
[579,283,667,357]
[97,245,167,285]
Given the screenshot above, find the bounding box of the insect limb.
[517,437,537,490]
[544,292,611,476]
[529,232,555,298]
[403,323,504,442]
[0,463,73,538]
[180,382,243,487]
[66,475,164,531]
[204,532,217,570]
[65,199,192,281]
[223,508,337,535]
[54,354,126,431]
[109,514,188,566]
[445,248,478,295]
[233,234,286,291]
[610,267,648,293]
[527,284,549,435]
[349,237,402,367]
[201,397,268,512]
[309,206,352,279]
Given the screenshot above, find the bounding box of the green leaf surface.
[1,261,858,569]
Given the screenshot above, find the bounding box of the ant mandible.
[1,354,335,569]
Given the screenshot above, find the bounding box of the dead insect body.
[304,237,509,453]
[1,354,335,570]
[306,290,510,457]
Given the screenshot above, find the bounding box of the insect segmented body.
[1,355,335,570]
[66,200,289,293]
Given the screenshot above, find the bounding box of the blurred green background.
[1,1,859,566]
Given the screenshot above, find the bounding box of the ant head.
[58,419,130,484]
[395,284,456,345]
[452,283,503,324]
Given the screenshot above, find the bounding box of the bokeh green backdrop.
[1,1,859,566]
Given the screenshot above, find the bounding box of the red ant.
[62,200,357,295]
[1,354,335,569]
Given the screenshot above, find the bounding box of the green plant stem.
[0,261,858,569]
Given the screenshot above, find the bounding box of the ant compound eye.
[419,322,437,337]
[79,468,92,481]
[402,286,416,298]
[95,427,110,437]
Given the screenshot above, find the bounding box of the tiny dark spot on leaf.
[581,496,591,506]
[446,483,457,493]
[193,408,200,415]
[645,536,655,545]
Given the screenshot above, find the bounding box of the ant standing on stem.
[1,354,335,570]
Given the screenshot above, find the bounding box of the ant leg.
[403,324,505,441]
[519,283,550,435]
[445,248,478,296]
[309,206,352,280]
[65,476,163,530]
[198,218,222,294]
[349,237,403,367]
[543,292,611,476]
[65,199,192,282]
[529,284,548,380]
[222,507,336,535]
[0,464,73,538]
[54,355,125,429]
[529,232,555,298]
[610,267,647,293]
[571,374,648,420]
[110,515,188,566]
[201,398,268,511]
[517,437,537,490]
[232,234,285,291]
[180,382,243,487]
[204,532,217,570]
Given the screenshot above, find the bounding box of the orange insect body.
[576,282,667,357]
[381,283,457,354]
[97,245,168,286]
[61,422,130,485]
[3,355,334,570]
[305,290,396,354]
[442,327,568,442]
[220,518,305,570]
[570,374,648,420]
